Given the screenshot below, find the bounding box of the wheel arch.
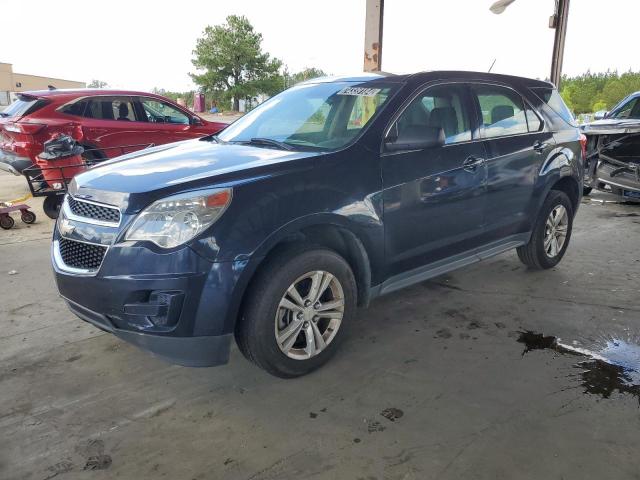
[550,175,581,214]
[223,215,376,334]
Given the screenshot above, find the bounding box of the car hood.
[581,118,640,135]
[73,138,319,198]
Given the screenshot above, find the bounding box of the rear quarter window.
[59,99,89,117]
[531,87,576,126]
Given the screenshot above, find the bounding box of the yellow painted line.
[5,193,33,204]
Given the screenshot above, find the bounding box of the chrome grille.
[58,237,107,271]
[67,196,120,224]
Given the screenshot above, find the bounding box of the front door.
[382,83,488,279]
[470,83,555,241]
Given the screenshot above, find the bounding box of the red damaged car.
[0,89,227,176]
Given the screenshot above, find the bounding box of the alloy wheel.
[544,205,569,258]
[275,270,345,360]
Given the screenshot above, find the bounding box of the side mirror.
[594,110,609,120]
[385,126,445,152]
[191,116,204,126]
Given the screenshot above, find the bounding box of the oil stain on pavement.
[518,330,640,403]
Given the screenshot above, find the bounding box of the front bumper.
[53,232,252,367]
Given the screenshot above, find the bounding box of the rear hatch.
[0,93,50,159]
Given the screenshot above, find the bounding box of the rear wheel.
[236,246,357,378]
[517,190,573,270]
[0,214,15,230]
[43,195,63,219]
[583,186,592,196]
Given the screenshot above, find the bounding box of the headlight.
[125,188,232,248]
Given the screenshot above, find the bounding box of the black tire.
[236,245,357,378]
[0,215,15,230]
[583,186,592,196]
[517,190,574,270]
[21,210,36,224]
[43,195,63,219]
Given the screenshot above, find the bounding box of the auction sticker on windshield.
[337,87,382,97]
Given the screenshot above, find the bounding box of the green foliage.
[88,79,108,88]
[152,88,195,109]
[191,15,282,111]
[560,71,640,114]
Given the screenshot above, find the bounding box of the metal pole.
[550,0,570,87]
[363,0,384,72]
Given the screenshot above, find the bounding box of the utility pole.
[550,0,570,87]
[363,0,384,72]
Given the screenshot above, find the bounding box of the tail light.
[3,122,47,135]
[579,133,587,161]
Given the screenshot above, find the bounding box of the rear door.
[470,83,554,242]
[81,96,152,157]
[382,83,488,278]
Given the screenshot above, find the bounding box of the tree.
[559,70,640,114]
[88,79,108,88]
[191,15,282,111]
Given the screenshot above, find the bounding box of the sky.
[1,0,637,92]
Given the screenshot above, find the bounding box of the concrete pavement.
[1,177,639,480]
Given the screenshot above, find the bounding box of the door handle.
[533,140,548,153]
[462,156,484,172]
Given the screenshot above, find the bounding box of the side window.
[112,98,137,122]
[141,99,190,125]
[60,99,89,117]
[395,85,471,144]
[526,107,543,132]
[473,85,528,138]
[85,97,137,121]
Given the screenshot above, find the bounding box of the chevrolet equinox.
[52,71,584,377]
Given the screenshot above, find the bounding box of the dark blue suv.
[52,71,583,377]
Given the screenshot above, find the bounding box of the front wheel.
[236,246,357,378]
[517,190,574,270]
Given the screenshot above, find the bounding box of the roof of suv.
[20,89,170,100]
[302,71,555,88]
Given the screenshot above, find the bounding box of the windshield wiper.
[247,138,293,151]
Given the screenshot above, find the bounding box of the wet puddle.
[518,331,640,403]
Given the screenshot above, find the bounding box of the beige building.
[0,62,85,106]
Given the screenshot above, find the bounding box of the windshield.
[611,97,640,120]
[217,81,397,150]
